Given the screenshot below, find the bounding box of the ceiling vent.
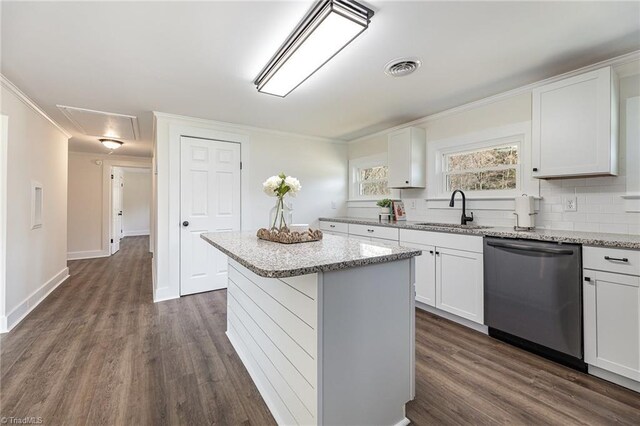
[384,58,421,77]
[57,105,140,140]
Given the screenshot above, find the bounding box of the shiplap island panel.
[201,232,421,426]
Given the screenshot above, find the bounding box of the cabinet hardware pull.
[329,225,335,228]
[429,250,434,254]
[584,277,591,282]
[532,167,538,172]
[367,229,374,233]
[405,180,409,184]
[435,251,440,256]
[604,256,628,262]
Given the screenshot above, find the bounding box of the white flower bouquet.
[262,173,301,229]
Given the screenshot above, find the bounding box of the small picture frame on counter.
[392,201,406,221]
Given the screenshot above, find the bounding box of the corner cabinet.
[532,66,618,178]
[583,246,640,389]
[387,127,426,188]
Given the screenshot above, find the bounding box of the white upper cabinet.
[388,127,426,188]
[532,66,618,178]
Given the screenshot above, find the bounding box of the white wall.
[346,62,640,235]
[67,152,151,259]
[122,169,151,236]
[152,113,348,302]
[1,78,69,332]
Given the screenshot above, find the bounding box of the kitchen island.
[201,232,421,426]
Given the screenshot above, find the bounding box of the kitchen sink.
[414,222,490,230]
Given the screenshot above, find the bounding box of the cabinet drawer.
[320,221,348,234]
[584,246,640,276]
[399,229,483,253]
[348,223,399,241]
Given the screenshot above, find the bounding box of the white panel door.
[435,247,484,324]
[584,270,640,381]
[180,137,241,296]
[111,168,124,254]
[403,242,436,307]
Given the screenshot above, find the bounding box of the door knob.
[182,221,189,227]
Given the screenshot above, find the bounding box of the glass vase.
[269,197,292,230]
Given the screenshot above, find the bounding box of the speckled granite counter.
[201,231,421,278]
[319,217,640,250]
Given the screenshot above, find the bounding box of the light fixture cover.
[255,0,373,97]
[99,138,124,150]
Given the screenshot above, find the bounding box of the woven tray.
[256,227,323,244]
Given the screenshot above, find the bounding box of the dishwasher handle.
[487,240,575,255]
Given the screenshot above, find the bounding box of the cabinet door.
[369,236,399,247]
[348,234,371,242]
[403,242,436,306]
[584,270,640,381]
[532,66,616,178]
[388,129,411,188]
[435,248,484,324]
[323,230,346,237]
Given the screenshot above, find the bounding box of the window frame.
[440,137,522,197]
[427,122,538,200]
[348,153,390,201]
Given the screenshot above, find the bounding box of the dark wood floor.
[1,236,639,425]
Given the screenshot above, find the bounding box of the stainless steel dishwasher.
[484,237,585,371]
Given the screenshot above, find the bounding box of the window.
[349,154,390,200]
[427,123,535,200]
[444,144,519,192]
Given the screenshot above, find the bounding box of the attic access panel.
[57,105,139,140]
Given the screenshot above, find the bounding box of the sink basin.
[414,222,490,230]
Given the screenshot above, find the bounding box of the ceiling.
[2,1,639,157]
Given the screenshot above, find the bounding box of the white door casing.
[111,168,124,254]
[180,136,241,296]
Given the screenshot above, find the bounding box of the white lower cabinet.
[435,248,484,323]
[583,246,640,389]
[584,269,640,381]
[403,242,436,306]
[400,230,484,324]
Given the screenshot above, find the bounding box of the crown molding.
[152,111,347,144]
[348,50,640,145]
[0,74,71,138]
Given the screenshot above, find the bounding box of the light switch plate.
[563,196,577,212]
[331,201,337,209]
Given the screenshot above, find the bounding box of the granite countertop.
[319,217,640,250]
[200,232,422,278]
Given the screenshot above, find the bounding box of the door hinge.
[111,174,114,179]
[110,238,114,243]
[240,161,243,170]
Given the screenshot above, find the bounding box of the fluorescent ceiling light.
[99,138,124,150]
[255,0,374,97]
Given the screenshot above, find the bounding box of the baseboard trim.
[416,301,488,334]
[1,267,69,333]
[123,230,150,237]
[67,249,109,260]
[588,365,640,392]
[153,286,179,303]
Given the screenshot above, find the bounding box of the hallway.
[0,237,274,425]
[1,237,639,425]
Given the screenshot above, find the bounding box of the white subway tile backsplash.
[574,223,600,232]
[348,174,635,236]
[599,223,629,234]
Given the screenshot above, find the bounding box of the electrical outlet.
[563,196,577,212]
[409,200,416,209]
[331,201,337,210]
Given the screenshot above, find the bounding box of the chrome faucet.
[449,190,474,225]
